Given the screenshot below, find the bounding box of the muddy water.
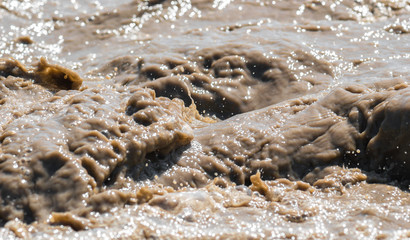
[0,0,409,239]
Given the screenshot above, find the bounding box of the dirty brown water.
[0,0,409,239]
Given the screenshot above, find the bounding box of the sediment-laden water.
[0,0,409,239]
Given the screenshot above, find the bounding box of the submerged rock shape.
[0,83,197,223]
[154,81,410,188]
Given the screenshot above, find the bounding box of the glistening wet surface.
[0,0,409,239]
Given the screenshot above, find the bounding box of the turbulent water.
[0,0,409,239]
